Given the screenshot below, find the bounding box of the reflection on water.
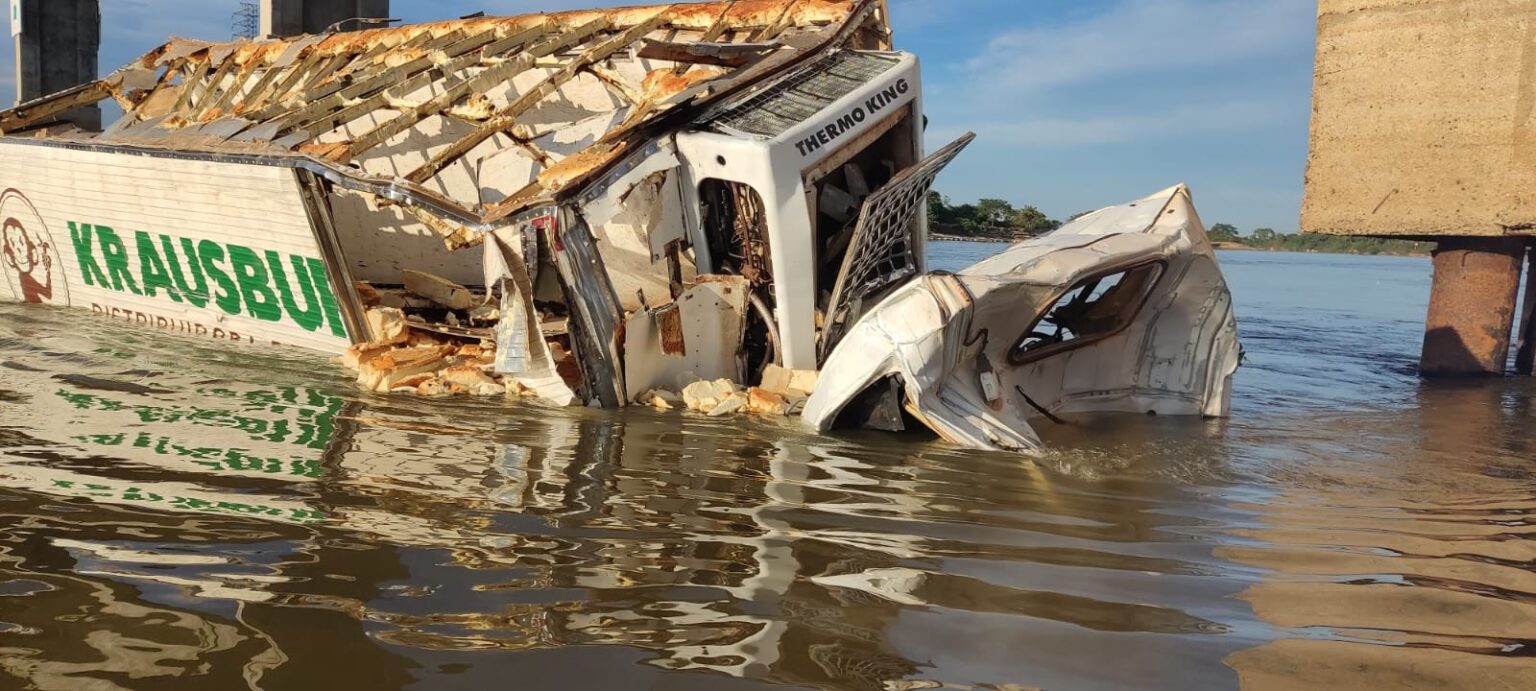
[1,247,1534,690]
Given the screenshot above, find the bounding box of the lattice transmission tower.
[231,1,259,40]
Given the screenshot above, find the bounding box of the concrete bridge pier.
[11,0,100,129]
[1421,239,1526,377]
[1304,1,1536,379]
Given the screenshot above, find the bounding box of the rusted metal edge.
[636,38,779,67]
[678,0,885,126]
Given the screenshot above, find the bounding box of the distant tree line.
[926,191,1061,239]
[925,191,1433,255]
[1205,223,1432,255]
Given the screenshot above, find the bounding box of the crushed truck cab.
[804,185,1242,454]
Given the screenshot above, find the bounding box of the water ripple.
[1,251,1533,690]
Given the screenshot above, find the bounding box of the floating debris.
[50,374,174,396]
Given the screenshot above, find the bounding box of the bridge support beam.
[1421,237,1524,377]
[1515,243,1536,375]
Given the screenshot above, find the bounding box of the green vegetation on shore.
[1205,224,1432,255]
[926,192,1060,239]
[926,192,1434,255]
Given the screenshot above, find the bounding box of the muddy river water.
[0,245,1533,690]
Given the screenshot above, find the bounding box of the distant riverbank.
[927,236,1432,256]
[930,233,1013,244]
[1210,241,1430,257]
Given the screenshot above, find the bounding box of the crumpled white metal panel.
[621,275,749,402]
[805,184,1241,455]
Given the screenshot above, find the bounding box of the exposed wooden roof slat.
[340,17,614,162]
[405,12,671,183]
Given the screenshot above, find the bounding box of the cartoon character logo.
[0,189,69,305]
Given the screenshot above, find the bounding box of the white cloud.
[915,0,1315,231]
[965,0,1313,94]
[922,0,1315,150]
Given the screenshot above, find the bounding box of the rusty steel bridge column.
[1421,237,1525,377]
[1516,242,1536,376]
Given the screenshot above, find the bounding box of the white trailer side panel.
[0,141,352,352]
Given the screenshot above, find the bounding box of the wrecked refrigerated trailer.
[0,0,1239,454]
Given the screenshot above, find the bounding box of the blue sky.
[2,0,1316,232]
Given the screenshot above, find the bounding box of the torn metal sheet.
[485,228,577,406]
[804,185,1242,454]
[622,275,750,402]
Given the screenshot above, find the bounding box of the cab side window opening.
[1011,261,1165,364]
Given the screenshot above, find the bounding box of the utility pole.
[232,1,260,40]
[11,0,100,129]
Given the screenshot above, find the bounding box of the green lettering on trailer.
[135,231,181,302]
[265,250,324,332]
[227,245,280,322]
[161,235,209,308]
[95,226,142,295]
[67,222,110,287]
[196,239,242,315]
[65,220,349,339]
[307,257,347,338]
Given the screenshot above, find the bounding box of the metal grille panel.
[819,133,977,359]
[703,51,901,137]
